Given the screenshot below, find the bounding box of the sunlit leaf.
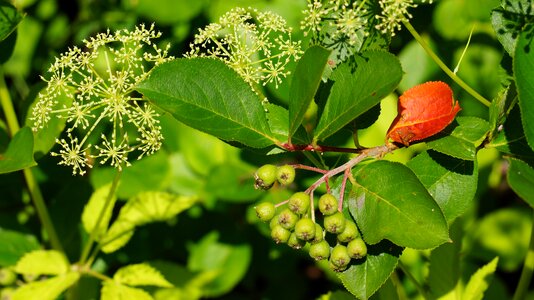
[12,272,80,300]
[114,263,172,288]
[462,257,499,300]
[82,184,117,239]
[101,281,153,300]
[14,250,69,276]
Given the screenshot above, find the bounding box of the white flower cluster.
[30,24,173,175]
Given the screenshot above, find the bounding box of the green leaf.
[288,45,331,139]
[514,29,534,151]
[134,0,206,24]
[266,103,309,145]
[338,241,402,300]
[204,163,262,202]
[82,183,117,239]
[488,83,516,141]
[0,127,36,174]
[314,51,402,142]
[101,281,153,300]
[462,257,499,300]
[137,58,276,148]
[101,192,197,253]
[487,105,534,158]
[114,263,172,288]
[491,0,534,56]
[0,228,39,267]
[187,231,251,297]
[0,1,23,41]
[14,250,69,276]
[12,272,80,300]
[348,160,449,249]
[407,150,478,223]
[506,157,534,207]
[426,117,490,161]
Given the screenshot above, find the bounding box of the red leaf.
[386,81,461,146]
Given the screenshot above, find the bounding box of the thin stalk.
[402,20,491,108]
[398,260,429,299]
[513,208,534,300]
[0,69,64,253]
[79,169,122,265]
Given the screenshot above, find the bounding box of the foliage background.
[0,0,532,299]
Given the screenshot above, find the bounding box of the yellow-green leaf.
[101,281,153,300]
[12,272,79,300]
[14,250,69,276]
[82,183,117,239]
[462,257,499,300]
[114,263,172,288]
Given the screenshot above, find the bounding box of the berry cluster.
[254,165,367,272]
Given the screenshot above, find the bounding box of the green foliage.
[113,263,172,288]
[0,0,23,41]
[100,280,152,300]
[0,229,39,267]
[507,158,534,207]
[14,250,69,275]
[462,257,499,300]
[0,127,36,174]
[82,184,117,240]
[514,29,534,151]
[12,272,80,300]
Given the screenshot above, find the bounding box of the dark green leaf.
[0,228,40,267]
[0,29,16,63]
[426,117,490,161]
[487,105,534,158]
[288,46,331,139]
[514,29,534,151]
[338,241,402,300]
[408,151,478,224]
[314,51,402,142]
[491,0,534,56]
[0,1,23,41]
[347,160,449,249]
[137,58,277,148]
[0,127,36,174]
[506,157,534,207]
[488,83,517,142]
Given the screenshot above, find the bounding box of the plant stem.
[513,208,534,300]
[402,20,491,108]
[0,69,64,253]
[398,260,429,299]
[79,169,122,266]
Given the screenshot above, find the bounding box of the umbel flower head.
[186,7,303,89]
[30,24,173,175]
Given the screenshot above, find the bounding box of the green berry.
[337,220,360,243]
[324,212,346,234]
[328,260,348,272]
[288,192,310,215]
[287,232,306,249]
[0,287,15,300]
[294,218,316,241]
[0,268,16,286]
[254,164,277,189]
[278,208,299,230]
[276,165,295,185]
[330,244,351,269]
[254,202,276,222]
[269,215,279,230]
[310,223,324,244]
[347,238,367,259]
[319,194,338,215]
[309,240,330,261]
[271,225,291,244]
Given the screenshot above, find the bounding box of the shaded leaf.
[12,272,80,300]
[101,281,153,300]
[338,241,403,300]
[288,45,331,139]
[265,103,309,145]
[205,163,261,202]
[462,257,499,300]
[0,228,40,267]
[348,160,449,249]
[487,105,534,158]
[314,51,402,142]
[14,250,69,276]
[114,263,172,288]
[506,157,534,207]
[82,183,117,239]
[514,28,534,151]
[408,150,478,223]
[491,0,534,56]
[0,1,23,41]
[137,58,277,148]
[0,127,36,174]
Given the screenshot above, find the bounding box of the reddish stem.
[291,164,328,174]
[282,143,363,154]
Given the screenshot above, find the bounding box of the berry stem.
[275,200,289,208]
[282,142,362,154]
[291,164,328,174]
[402,20,491,108]
[339,168,351,212]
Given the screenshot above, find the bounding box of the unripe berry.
[319,194,338,215]
[0,268,16,286]
[337,220,360,243]
[329,260,348,272]
[254,164,277,189]
[0,287,15,300]
[276,165,295,185]
[288,192,310,215]
[255,202,276,222]
[294,218,316,241]
[311,223,324,244]
[287,232,306,249]
[277,208,298,230]
[269,215,279,230]
[309,240,330,261]
[347,238,367,259]
[324,212,346,234]
[330,244,351,269]
[271,225,291,244]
